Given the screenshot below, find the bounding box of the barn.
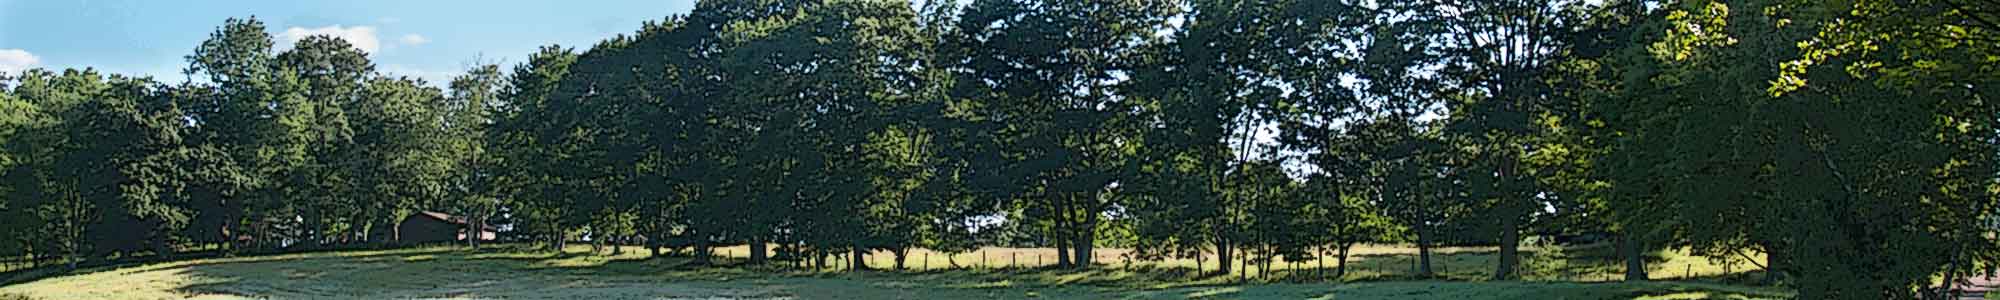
[397,211,495,244]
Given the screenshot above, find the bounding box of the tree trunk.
[152,230,174,259]
[749,237,768,265]
[1054,229,1071,268]
[850,245,868,271]
[1217,238,1233,275]
[815,249,828,270]
[1762,241,1786,285]
[1074,227,1094,268]
[1621,234,1648,281]
[1317,246,1327,279]
[222,222,237,253]
[1941,257,1962,300]
[1417,232,1435,277]
[1336,243,1352,278]
[308,211,325,249]
[467,217,481,249]
[1237,251,1247,282]
[1195,249,1206,274]
[694,240,712,265]
[1493,217,1520,281]
[1260,253,1271,280]
[893,247,909,270]
[553,225,567,252]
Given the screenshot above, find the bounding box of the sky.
[0,0,700,85]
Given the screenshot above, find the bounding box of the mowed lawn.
[0,245,1789,300]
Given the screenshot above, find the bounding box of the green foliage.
[1589,0,2000,298]
[489,45,579,246]
[2,2,1996,299]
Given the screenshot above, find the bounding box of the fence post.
[1685,264,1692,279]
[1011,253,1017,268]
[923,252,929,270]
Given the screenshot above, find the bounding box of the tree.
[183,17,283,251]
[1308,174,1398,279]
[274,35,371,248]
[1228,159,1303,279]
[1551,0,1666,282]
[446,65,506,248]
[10,70,193,266]
[1357,117,1461,277]
[490,45,579,250]
[1603,0,2000,298]
[349,76,452,245]
[952,0,1176,269]
[1417,0,1588,281]
[5,69,106,267]
[0,74,37,260]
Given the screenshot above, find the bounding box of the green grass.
[696,243,1763,282]
[0,244,1789,300]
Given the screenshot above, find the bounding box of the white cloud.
[0,49,39,75]
[279,25,381,53]
[399,34,430,46]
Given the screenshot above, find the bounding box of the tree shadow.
[36,245,1780,299]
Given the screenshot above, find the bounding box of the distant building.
[397,211,495,244]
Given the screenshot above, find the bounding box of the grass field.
[691,243,1768,282]
[0,245,1788,300]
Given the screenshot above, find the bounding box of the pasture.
[0,244,1787,300]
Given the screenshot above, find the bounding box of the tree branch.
[1734,248,1771,270]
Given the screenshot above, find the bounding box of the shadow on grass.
[0,244,1793,300]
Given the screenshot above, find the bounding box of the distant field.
[698,243,1766,282]
[0,245,1786,300]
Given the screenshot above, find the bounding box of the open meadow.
[0,244,1788,300]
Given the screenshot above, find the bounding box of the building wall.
[397,216,460,244]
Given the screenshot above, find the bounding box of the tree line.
[1,0,1995,299]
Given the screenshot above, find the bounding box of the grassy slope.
[0,245,1789,300]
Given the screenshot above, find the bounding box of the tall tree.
[1419,0,1585,280]
[490,45,579,250]
[182,17,287,250]
[6,69,107,268]
[446,65,506,248]
[274,35,372,248]
[349,76,451,244]
[953,0,1176,269]
[1605,0,2000,298]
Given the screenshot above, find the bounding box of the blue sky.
[0,0,700,85]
